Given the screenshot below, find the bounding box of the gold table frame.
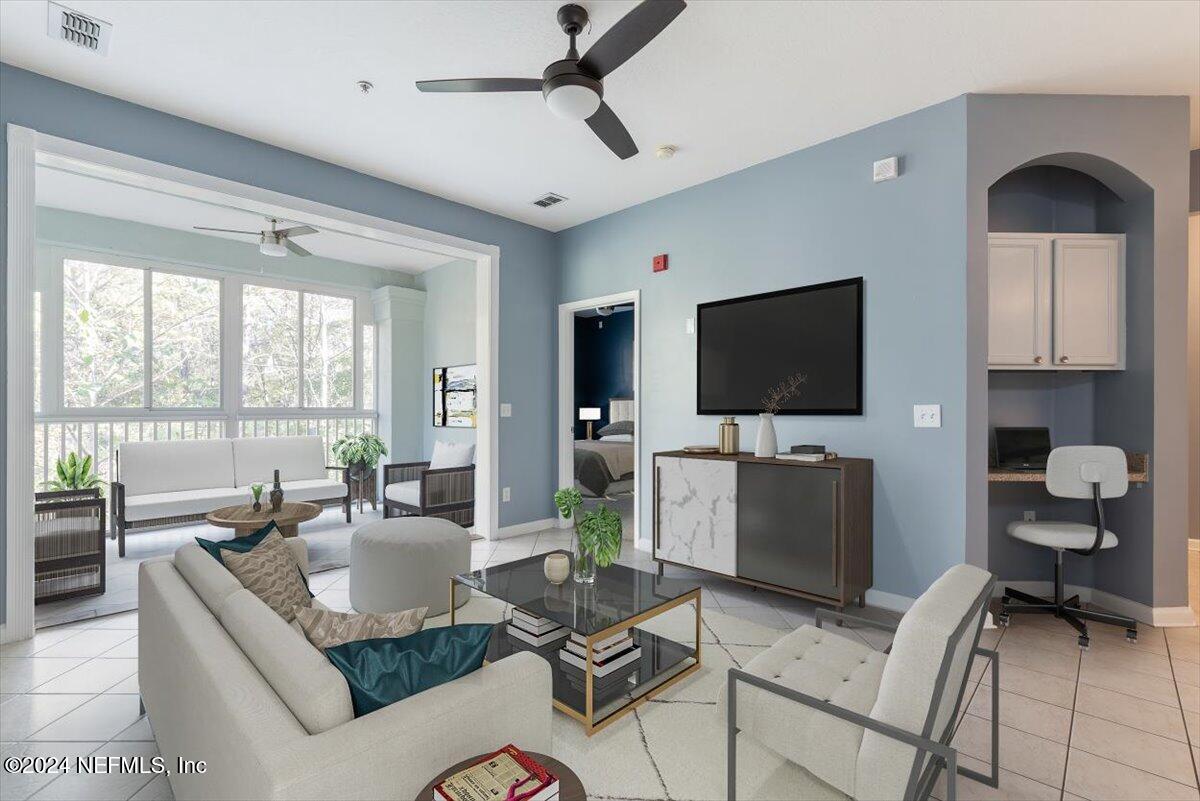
[451,578,701,736]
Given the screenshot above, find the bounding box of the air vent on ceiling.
[47,2,112,55]
[532,192,567,208]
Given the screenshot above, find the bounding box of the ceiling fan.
[415,1,686,160]
[193,217,317,258]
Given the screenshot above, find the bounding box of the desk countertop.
[988,452,1148,483]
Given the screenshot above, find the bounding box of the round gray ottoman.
[349,517,471,616]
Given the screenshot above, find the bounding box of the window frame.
[36,245,377,422]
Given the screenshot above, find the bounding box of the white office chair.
[998,445,1138,648]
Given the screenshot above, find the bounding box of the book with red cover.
[433,744,558,801]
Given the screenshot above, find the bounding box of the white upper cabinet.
[988,233,1124,371]
[988,237,1051,367]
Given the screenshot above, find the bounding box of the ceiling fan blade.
[586,102,638,160]
[416,78,543,93]
[193,226,260,235]
[284,238,312,257]
[578,0,686,79]
[276,225,317,238]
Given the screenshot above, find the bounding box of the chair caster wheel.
[1078,635,1090,649]
[996,613,1010,627]
[1126,629,1138,643]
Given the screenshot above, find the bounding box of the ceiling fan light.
[259,239,288,258]
[545,83,601,121]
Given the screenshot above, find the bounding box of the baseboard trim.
[491,517,557,540]
[994,581,1197,627]
[865,588,916,614]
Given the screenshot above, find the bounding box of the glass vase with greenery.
[331,432,388,480]
[45,452,104,496]
[554,487,622,583]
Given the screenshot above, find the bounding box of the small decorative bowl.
[543,553,570,585]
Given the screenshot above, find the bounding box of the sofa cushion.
[124,487,247,522]
[221,531,311,622]
[855,564,992,801]
[233,436,328,486]
[174,542,244,614]
[237,478,347,503]
[721,625,886,797]
[195,521,277,564]
[429,440,474,469]
[324,623,494,717]
[118,439,236,497]
[217,588,354,735]
[294,606,428,652]
[383,480,420,507]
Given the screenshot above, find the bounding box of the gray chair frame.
[382,460,475,527]
[727,577,999,801]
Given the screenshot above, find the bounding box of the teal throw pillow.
[324,624,494,717]
[195,521,277,564]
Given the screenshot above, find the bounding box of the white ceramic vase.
[755,413,778,457]
[543,553,570,585]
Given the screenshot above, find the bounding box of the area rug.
[425,596,843,800]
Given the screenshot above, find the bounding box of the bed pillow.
[324,624,494,716]
[600,434,633,443]
[294,606,428,652]
[429,441,474,469]
[222,530,311,622]
[597,420,634,437]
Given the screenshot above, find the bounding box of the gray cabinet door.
[736,463,839,598]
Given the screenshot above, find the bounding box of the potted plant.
[331,432,388,481]
[554,487,623,583]
[45,452,104,496]
[250,483,265,512]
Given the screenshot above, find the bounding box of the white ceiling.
[3,1,1197,232]
[35,166,456,272]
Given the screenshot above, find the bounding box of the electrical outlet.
[500,403,512,418]
[685,317,695,335]
[1023,510,1036,522]
[502,487,511,503]
[913,404,941,428]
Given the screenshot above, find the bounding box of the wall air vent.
[532,193,567,208]
[47,2,112,55]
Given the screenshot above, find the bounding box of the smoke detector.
[47,2,112,55]
[596,306,614,316]
[532,192,567,209]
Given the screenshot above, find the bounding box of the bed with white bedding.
[574,399,635,497]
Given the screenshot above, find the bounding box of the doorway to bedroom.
[557,292,641,549]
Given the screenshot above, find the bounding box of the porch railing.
[34,413,376,490]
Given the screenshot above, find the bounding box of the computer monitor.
[994,427,1052,470]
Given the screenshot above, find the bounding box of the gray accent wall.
[558,97,971,601]
[416,259,477,459]
[0,63,559,623]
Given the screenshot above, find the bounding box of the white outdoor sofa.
[140,538,552,800]
[111,436,351,556]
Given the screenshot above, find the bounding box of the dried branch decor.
[760,372,808,415]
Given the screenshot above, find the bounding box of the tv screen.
[697,278,863,415]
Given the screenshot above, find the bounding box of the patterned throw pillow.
[222,530,311,622]
[294,606,428,652]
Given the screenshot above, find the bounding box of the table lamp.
[579,407,602,439]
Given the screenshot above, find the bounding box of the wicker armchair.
[382,461,475,527]
[35,489,106,604]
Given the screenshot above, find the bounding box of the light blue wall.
[0,63,559,622]
[415,260,477,459]
[558,98,970,600]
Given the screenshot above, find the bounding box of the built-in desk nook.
[988,451,1149,484]
[652,450,873,609]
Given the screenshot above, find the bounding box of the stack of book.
[432,743,558,801]
[506,607,570,649]
[559,630,641,700]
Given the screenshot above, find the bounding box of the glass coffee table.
[451,551,702,735]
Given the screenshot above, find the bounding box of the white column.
[371,286,425,472]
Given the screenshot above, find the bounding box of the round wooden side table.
[418,752,585,801]
[205,501,322,538]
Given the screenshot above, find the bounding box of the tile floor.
[3,526,1198,800]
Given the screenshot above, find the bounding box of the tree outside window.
[242,284,300,407]
[63,259,144,408]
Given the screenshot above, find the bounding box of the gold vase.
[719,417,740,454]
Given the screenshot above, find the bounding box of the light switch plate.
[685,317,695,335]
[500,403,512,418]
[502,487,511,502]
[873,156,899,182]
[913,404,941,428]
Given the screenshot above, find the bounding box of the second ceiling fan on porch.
[193,217,317,258]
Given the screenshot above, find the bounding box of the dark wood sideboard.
[652,450,873,609]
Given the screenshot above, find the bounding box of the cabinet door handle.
[653,464,661,551]
[831,480,839,588]
[1033,356,1043,364]
[1060,355,1069,363]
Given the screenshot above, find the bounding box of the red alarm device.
[653,253,668,272]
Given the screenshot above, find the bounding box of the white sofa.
[139,539,553,800]
[112,436,350,556]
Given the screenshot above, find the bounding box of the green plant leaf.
[577,504,622,567]
[554,486,583,520]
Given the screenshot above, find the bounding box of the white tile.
[1074,682,1190,742]
[107,674,141,695]
[953,713,1067,789]
[29,740,161,800]
[112,715,155,742]
[0,627,87,658]
[1070,712,1198,787]
[86,612,139,631]
[32,631,136,660]
[1,657,89,694]
[0,693,94,741]
[1064,747,1200,801]
[0,741,105,801]
[129,775,174,801]
[28,694,145,742]
[97,637,139,660]
[29,658,138,695]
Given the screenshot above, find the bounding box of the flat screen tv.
[697,277,863,415]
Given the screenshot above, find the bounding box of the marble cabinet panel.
[654,456,737,576]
